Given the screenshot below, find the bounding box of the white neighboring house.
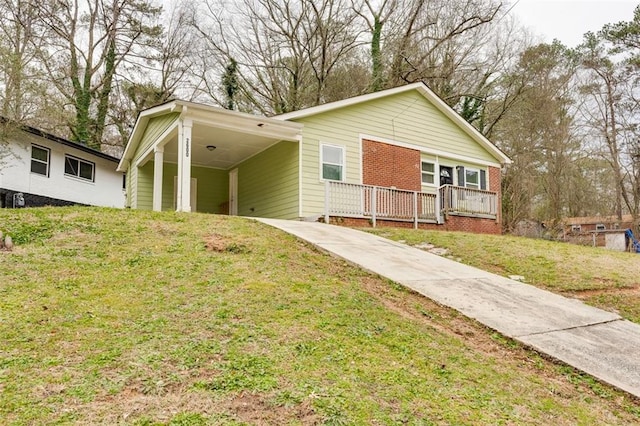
[0,122,125,208]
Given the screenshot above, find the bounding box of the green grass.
[365,227,640,323]
[0,207,639,424]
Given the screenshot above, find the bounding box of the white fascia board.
[120,100,305,172]
[273,83,426,121]
[273,82,511,165]
[188,107,303,142]
[359,133,503,168]
[411,85,511,165]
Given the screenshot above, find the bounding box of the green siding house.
[118,83,511,233]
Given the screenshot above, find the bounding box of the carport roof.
[117,100,303,172]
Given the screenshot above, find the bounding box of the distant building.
[561,215,638,252]
[563,215,636,234]
[0,120,125,208]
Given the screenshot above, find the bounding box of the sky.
[509,0,639,47]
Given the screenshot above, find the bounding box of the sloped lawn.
[0,207,638,425]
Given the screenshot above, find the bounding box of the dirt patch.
[150,221,180,236]
[228,392,319,425]
[569,286,640,299]
[49,229,87,241]
[204,233,249,253]
[71,384,319,425]
[413,242,449,256]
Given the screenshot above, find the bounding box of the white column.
[152,146,164,212]
[179,119,193,212]
[176,120,184,211]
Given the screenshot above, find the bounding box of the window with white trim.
[321,144,344,181]
[421,161,435,185]
[456,166,487,190]
[64,155,95,182]
[31,145,50,176]
[465,168,480,189]
[596,224,606,231]
[571,224,581,232]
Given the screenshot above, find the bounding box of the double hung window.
[31,145,50,176]
[421,161,435,185]
[321,144,344,181]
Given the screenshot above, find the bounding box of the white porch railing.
[324,182,498,228]
[324,181,438,228]
[439,184,498,217]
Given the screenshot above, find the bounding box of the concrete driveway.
[256,218,640,398]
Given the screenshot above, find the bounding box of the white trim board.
[275,82,511,165]
[358,134,502,168]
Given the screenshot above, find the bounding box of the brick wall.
[342,141,503,234]
[440,214,501,234]
[488,166,501,228]
[328,215,501,235]
[362,139,421,191]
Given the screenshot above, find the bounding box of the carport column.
[152,146,164,212]
[177,119,193,212]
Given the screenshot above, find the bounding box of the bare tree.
[352,0,503,99]
[195,0,363,114]
[33,0,162,150]
[110,1,200,145]
[351,0,396,91]
[579,32,640,225]
[491,41,582,231]
[0,0,45,122]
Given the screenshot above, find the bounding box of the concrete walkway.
[256,218,640,398]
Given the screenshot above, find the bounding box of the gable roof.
[1,117,120,163]
[117,99,303,172]
[274,82,511,165]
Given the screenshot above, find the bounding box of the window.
[596,224,606,231]
[64,155,95,181]
[421,161,435,185]
[456,166,487,190]
[321,144,344,181]
[465,168,480,189]
[31,145,50,176]
[571,225,582,232]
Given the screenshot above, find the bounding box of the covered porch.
[121,101,303,214]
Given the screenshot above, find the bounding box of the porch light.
[206,145,216,151]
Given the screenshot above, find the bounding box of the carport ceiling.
[162,124,296,170]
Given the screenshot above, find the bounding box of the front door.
[229,168,238,216]
[440,166,453,186]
